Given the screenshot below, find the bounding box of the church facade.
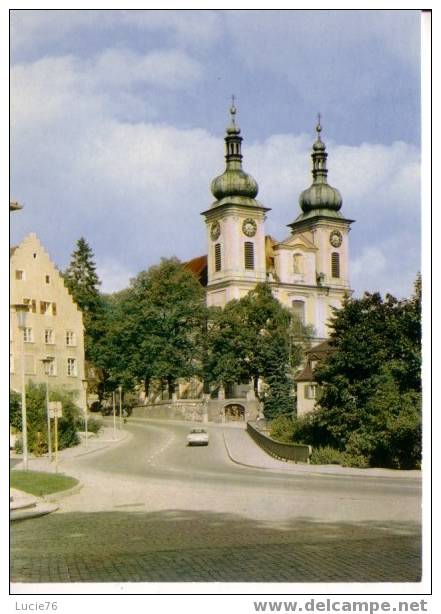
[139,105,355,422]
[201,103,354,343]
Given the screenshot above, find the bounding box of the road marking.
[146,435,175,465]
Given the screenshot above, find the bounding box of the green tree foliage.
[301,276,422,469]
[204,284,312,418]
[269,415,297,443]
[10,383,81,454]
[64,238,106,363]
[102,258,206,396]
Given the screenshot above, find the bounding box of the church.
[190,101,354,343]
[145,103,355,423]
[179,103,355,420]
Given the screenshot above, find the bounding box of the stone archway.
[224,403,246,422]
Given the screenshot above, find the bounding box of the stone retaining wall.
[132,398,262,423]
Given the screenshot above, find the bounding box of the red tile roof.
[183,255,208,286]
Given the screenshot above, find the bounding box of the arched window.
[244,242,255,270]
[293,253,303,274]
[214,243,222,272]
[292,300,305,324]
[331,252,340,278]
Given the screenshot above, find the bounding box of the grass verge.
[10,470,78,497]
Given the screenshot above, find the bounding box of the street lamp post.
[82,379,89,448]
[40,357,53,461]
[81,379,89,448]
[13,304,29,471]
[118,385,122,430]
[112,390,116,440]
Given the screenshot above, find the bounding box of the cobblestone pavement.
[11,510,421,583]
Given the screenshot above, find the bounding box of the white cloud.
[96,259,136,294]
[10,9,222,58]
[92,48,203,90]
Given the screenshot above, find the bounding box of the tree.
[302,277,422,468]
[103,258,207,397]
[64,238,106,363]
[204,283,312,418]
[64,237,101,311]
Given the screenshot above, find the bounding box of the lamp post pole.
[14,304,29,471]
[82,379,89,448]
[112,390,116,440]
[40,358,53,461]
[118,385,122,430]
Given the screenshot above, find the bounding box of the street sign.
[48,401,62,419]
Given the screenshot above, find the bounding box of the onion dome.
[211,98,259,204]
[299,116,342,214]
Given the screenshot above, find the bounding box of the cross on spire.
[230,94,237,120]
[316,112,322,136]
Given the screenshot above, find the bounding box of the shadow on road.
[11,509,421,584]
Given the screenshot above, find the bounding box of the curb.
[72,430,131,458]
[43,481,84,502]
[11,502,59,522]
[222,431,270,471]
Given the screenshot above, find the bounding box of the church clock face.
[329,230,343,248]
[210,221,221,241]
[242,218,257,237]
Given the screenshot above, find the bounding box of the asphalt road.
[11,419,422,585]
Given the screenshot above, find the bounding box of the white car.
[187,428,209,446]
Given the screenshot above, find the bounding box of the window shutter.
[214,244,221,272]
[331,252,340,278]
[244,242,254,269]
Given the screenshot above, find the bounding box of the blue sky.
[10,9,422,297]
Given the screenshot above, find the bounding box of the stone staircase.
[10,488,59,521]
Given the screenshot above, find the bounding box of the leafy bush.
[76,416,103,434]
[310,446,346,465]
[309,446,369,468]
[341,453,369,468]
[10,384,81,453]
[269,415,296,443]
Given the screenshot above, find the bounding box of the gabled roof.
[183,255,208,287]
[294,339,335,382]
[273,232,317,251]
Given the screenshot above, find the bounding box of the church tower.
[271,117,354,340]
[201,100,269,307]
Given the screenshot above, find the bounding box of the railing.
[247,421,312,463]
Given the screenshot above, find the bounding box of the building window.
[52,303,57,316]
[292,300,305,325]
[46,358,57,376]
[15,269,25,280]
[293,253,303,274]
[45,329,54,344]
[331,252,340,278]
[40,301,51,315]
[23,298,37,314]
[66,330,76,346]
[214,243,222,272]
[244,242,255,270]
[305,384,317,400]
[45,275,50,284]
[23,327,33,343]
[67,358,77,377]
[24,354,36,375]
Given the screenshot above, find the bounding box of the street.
[11,419,422,584]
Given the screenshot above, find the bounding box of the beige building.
[10,233,86,408]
